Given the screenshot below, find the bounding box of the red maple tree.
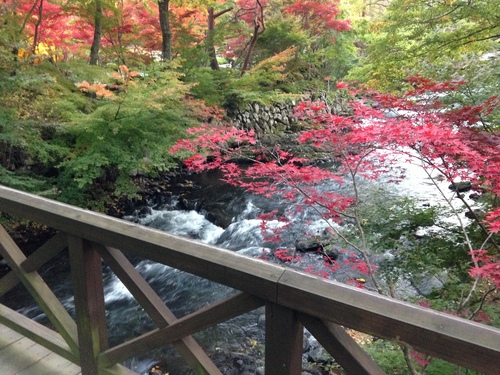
[284,0,350,36]
[171,78,500,302]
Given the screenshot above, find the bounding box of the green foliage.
[0,62,107,198]
[348,0,500,92]
[0,111,64,194]
[364,340,408,374]
[58,58,116,85]
[176,38,211,72]
[385,0,498,56]
[0,34,16,73]
[247,46,298,82]
[0,111,68,171]
[288,32,357,84]
[222,91,246,112]
[185,49,304,110]
[0,165,53,194]
[363,339,473,375]
[228,47,304,106]
[435,56,500,130]
[55,66,200,203]
[0,59,214,205]
[323,30,358,81]
[357,191,438,252]
[347,29,413,92]
[184,67,233,106]
[335,183,492,312]
[254,19,309,61]
[0,61,101,122]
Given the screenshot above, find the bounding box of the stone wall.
[227,101,300,137]
[226,94,349,137]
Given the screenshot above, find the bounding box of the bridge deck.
[0,324,81,375]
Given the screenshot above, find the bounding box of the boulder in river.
[295,237,340,260]
[295,237,324,252]
[448,181,472,193]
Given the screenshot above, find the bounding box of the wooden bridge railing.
[0,185,499,375]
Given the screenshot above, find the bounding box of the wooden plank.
[21,232,68,273]
[68,236,108,375]
[299,314,386,375]
[0,333,37,356]
[15,352,82,375]
[0,324,23,349]
[0,320,15,334]
[0,305,78,363]
[98,245,222,375]
[0,325,81,375]
[2,337,52,375]
[0,319,79,375]
[99,292,264,368]
[0,336,38,375]
[0,270,20,297]
[276,270,500,375]
[0,225,79,355]
[16,355,59,375]
[265,303,303,375]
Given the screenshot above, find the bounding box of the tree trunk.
[240,0,265,75]
[207,7,219,70]
[12,0,39,63]
[206,7,233,70]
[32,0,44,53]
[241,22,260,75]
[116,0,126,65]
[89,0,103,65]
[158,0,172,62]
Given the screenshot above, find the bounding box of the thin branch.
[214,7,233,18]
[420,4,462,24]
[468,285,497,320]
[438,25,500,49]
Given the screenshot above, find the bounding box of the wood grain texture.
[0,324,82,375]
[68,236,108,375]
[0,304,78,363]
[265,303,303,375]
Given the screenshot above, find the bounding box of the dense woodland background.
[1,1,500,373]
[1,0,498,205]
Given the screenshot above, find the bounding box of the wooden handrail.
[0,185,499,375]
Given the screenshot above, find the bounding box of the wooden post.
[265,303,303,375]
[68,236,108,375]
